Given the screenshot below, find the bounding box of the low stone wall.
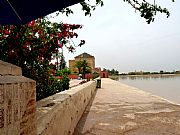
[37,80,97,135]
[0,60,97,135]
[0,61,36,135]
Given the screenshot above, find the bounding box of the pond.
[118,75,180,104]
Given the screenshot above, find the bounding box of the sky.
[51,0,180,73]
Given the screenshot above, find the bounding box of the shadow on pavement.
[73,88,99,135]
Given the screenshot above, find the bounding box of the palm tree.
[52,50,66,70]
[81,60,90,79]
[74,60,83,75]
[74,60,91,79]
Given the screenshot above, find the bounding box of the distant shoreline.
[109,74,180,80]
[119,74,180,77]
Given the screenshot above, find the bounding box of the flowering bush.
[0,18,85,100]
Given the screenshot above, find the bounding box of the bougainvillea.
[0,18,85,100]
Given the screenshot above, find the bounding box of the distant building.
[69,52,95,73]
[69,52,109,78]
[100,71,109,78]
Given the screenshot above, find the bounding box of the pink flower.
[4,30,10,35]
[58,43,63,48]
[58,33,62,38]
[28,20,35,26]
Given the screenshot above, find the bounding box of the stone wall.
[37,81,96,135]
[69,60,76,72]
[0,60,97,135]
[0,60,36,135]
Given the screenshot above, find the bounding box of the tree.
[81,60,91,79]
[111,69,116,75]
[74,60,91,79]
[104,68,119,75]
[59,54,66,70]
[103,68,107,72]
[74,61,83,75]
[53,51,66,70]
[160,70,164,74]
[115,70,119,75]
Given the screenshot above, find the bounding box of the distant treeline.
[120,70,180,75]
[103,68,119,76]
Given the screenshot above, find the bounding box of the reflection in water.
[118,75,180,104]
[120,75,179,80]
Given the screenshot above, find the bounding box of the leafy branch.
[124,0,172,23]
[59,0,174,24]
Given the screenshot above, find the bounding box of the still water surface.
[118,75,180,104]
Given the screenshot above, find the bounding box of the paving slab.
[73,78,180,135]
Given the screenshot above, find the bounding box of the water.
[118,75,180,104]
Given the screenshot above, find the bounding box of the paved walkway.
[73,78,180,135]
[69,79,84,88]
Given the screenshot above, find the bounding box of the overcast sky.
[52,0,180,73]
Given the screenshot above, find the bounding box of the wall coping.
[0,76,35,83]
[0,60,22,76]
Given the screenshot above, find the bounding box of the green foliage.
[74,60,83,74]
[63,68,72,75]
[122,0,172,24]
[61,75,70,90]
[74,60,92,79]
[56,68,71,90]
[123,70,180,75]
[36,77,62,100]
[81,60,91,78]
[60,7,74,16]
[36,72,70,100]
[174,71,180,74]
[103,68,119,76]
[56,68,71,76]
[92,72,100,79]
[52,52,66,70]
[80,0,104,16]
[85,67,92,74]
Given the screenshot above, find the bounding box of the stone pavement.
[73,78,180,135]
[69,79,84,88]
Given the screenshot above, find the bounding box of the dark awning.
[0,0,83,25]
